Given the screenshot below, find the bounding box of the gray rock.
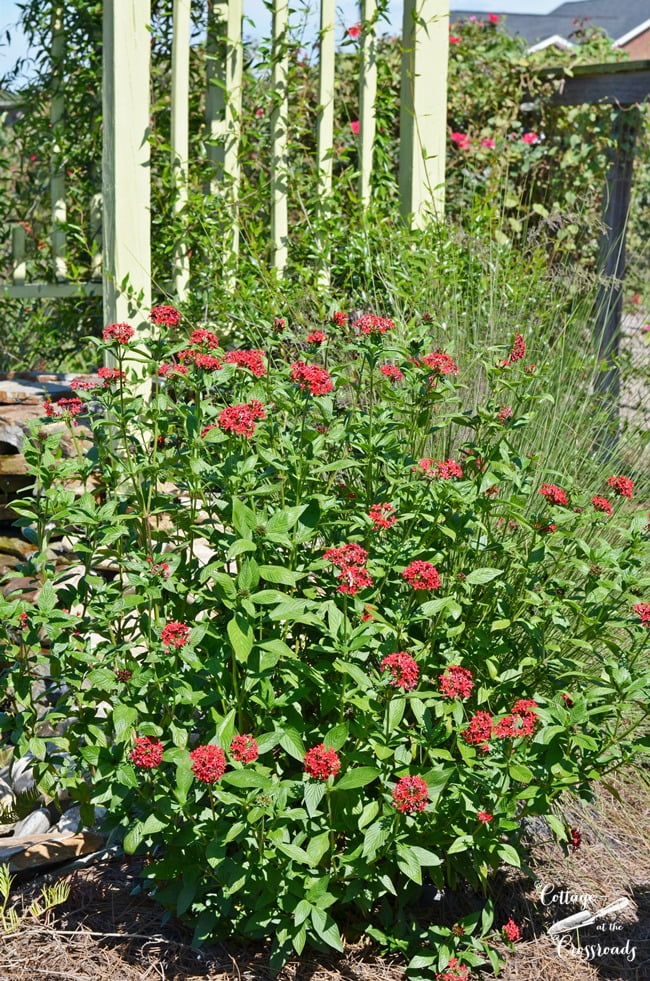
[10,753,36,794]
[55,803,107,834]
[14,807,51,837]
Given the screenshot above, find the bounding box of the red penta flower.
[369,502,397,529]
[146,557,170,578]
[361,605,374,621]
[304,744,341,780]
[380,652,419,690]
[477,810,493,823]
[103,322,134,344]
[607,475,634,499]
[352,313,396,335]
[306,330,327,344]
[218,400,266,438]
[503,918,521,942]
[436,459,463,480]
[192,353,221,371]
[290,361,334,396]
[324,544,368,568]
[569,826,582,850]
[331,311,347,326]
[189,328,220,349]
[509,333,526,362]
[273,317,287,332]
[336,565,373,595]
[436,958,470,981]
[224,349,266,377]
[190,744,226,784]
[200,424,217,437]
[402,561,441,591]
[130,736,164,769]
[534,519,557,533]
[97,366,124,382]
[633,602,650,627]
[494,699,538,738]
[71,378,101,391]
[498,405,513,421]
[439,665,474,699]
[462,711,493,749]
[150,304,181,327]
[230,734,259,764]
[43,397,84,419]
[592,495,613,515]
[391,775,429,813]
[159,362,188,377]
[160,621,190,648]
[539,483,569,506]
[561,693,574,707]
[18,611,29,629]
[420,351,458,375]
[379,364,404,380]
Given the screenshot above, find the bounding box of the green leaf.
[306,830,330,864]
[304,781,325,817]
[226,539,257,560]
[335,766,381,791]
[387,696,405,732]
[227,614,254,663]
[123,822,144,854]
[310,909,344,952]
[221,770,272,789]
[37,580,57,613]
[362,818,390,857]
[546,814,568,841]
[113,704,138,739]
[279,727,305,760]
[141,813,167,834]
[409,845,443,867]
[231,498,257,537]
[396,843,422,885]
[497,843,521,868]
[466,568,503,585]
[258,565,300,586]
[509,762,534,783]
[323,722,348,751]
[276,841,316,866]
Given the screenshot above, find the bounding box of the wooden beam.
[11,226,26,285]
[50,5,67,282]
[3,283,103,299]
[171,0,191,301]
[399,0,449,226]
[543,59,650,106]
[102,0,152,342]
[358,0,377,206]
[316,0,336,284]
[271,0,289,276]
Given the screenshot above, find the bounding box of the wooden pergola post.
[171,0,191,301]
[399,0,449,226]
[102,0,151,337]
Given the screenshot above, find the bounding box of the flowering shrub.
[0,310,649,977]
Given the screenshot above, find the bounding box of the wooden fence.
[3,0,450,327]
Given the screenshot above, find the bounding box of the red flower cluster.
[190,744,226,784]
[380,652,420,690]
[607,475,634,498]
[569,826,582,850]
[218,400,265,438]
[70,377,100,391]
[435,957,470,981]
[331,311,347,326]
[130,736,164,769]
[439,665,474,700]
[224,349,266,377]
[146,557,170,578]
[592,495,613,516]
[493,699,538,738]
[503,918,521,942]
[103,322,134,344]
[159,362,188,378]
[420,351,458,376]
[98,366,124,382]
[477,810,493,823]
[43,397,84,420]
[188,328,219,349]
[274,317,287,332]
[534,519,557,534]
[352,314,395,335]
[324,543,373,595]
[303,744,341,780]
[230,734,259,763]
[562,693,574,707]
[379,364,404,381]
[633,602,650,627]
[498,405,513,421]
[150,304,181,327]
[415,457,463,480]
[402,561,441,591]
[18,611,29,629]
[392,775,429,813]
[462,711,493,750]
[306,330,327,344]
[539,483,569,506]
[194,353,223,371]
[160,621,190,648]
[499,332,526,367]
[369,502,397,529]
[290,361,334,396]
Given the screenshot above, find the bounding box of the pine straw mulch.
[1,767,649,981]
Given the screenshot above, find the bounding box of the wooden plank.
[358,0,377,206]
[205,0,243,267]
[90,193,102,280]
[316,0,336,284]
[11,226,26,285]
[102,0,152,348]
[399,0,449,226]
[271,0,289,275]
[171,0,191,300]
[549,71,650,107]
[50,5,67,282]
[593,107,641,422]
[3,283,104,298]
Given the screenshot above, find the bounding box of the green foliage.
[0,310,648,976]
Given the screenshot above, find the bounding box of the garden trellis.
[3,0,450,330]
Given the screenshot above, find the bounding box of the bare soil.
[1,768,649,981]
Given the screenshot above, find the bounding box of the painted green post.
[50,5,67,282]
[271,0,289,275]
[358,0,377,206]
[399,0,449,225]
[316,0,336,284]
[171,0,191,300]
[102,0,152,343]
[205,0,243,267]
